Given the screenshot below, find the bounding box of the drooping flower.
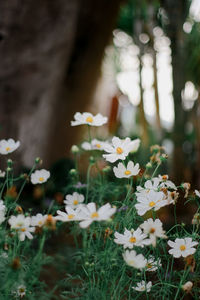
[132,281,152,292]
[71,112,107,126]
[30,169,50,184]
[158,175,177,190]
[0,139,20,155]
[182,281,193,293]
[168,238,198,258]
[113,161,140,178]
[64,192,85,209]
[31,213,47,227]
[81,139,109,151]
[123,250,147,269]
[114,228,149,248]
[135,190,167,216]
[8,215,35,241]
[146,256,162,272]
[103,137,140,163]
[79,202,116,228]
[140,218,167,247]
[0,170,5,178]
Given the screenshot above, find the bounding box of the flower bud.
[146,162,152,169]
[35,157,41,164]
[89,156,95,164]
[7,159,13,167]
[182,281,193,293]
[69,169,77,176]
[102,166,111,173]
[71,145,79,154]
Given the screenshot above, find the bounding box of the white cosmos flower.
[79,202,116,228]
[71,112,107,126]
[16,285,26,298]
[55,206,82,222]
[113,161,140,178]
[8,215,35,241]
[146,256,162,272]
[81,139,109,151]
[132,281,152,292]
[0,139,20,155]
[158,175,177,190]
[168,238,198,258]
[31,169,50,184]
[0,170,5,178]
[136,178,160,195]
[140,218,167,247]
[164,190,179,205]
[64,192,85,209]
[114,228,149,248]
[31,213,47,227]
[0,200,6,225]
[103,137,140,163]
[123,250,147,269]
[135,190,167,216]
[195,190,200,198]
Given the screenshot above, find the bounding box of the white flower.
[158,175,177,190]
[0,200,6,225]
[136,179,160,195]
[81,139,109,151]
[114,228,149,248]
[195,190,200,198]
[31,213,47,227]
[113,161,140,178]
[30,169,50,184]
[71,112,107,126]
[164,191,179,205]
[55,206,82,222]
[146,256,162,272]
[64,192,85,209]
[182,281,193,292]
[135,190,167,216]
[168,238,198,258]
[0,138,20,155]
[122,250,147,269]
[132,281,152,292]
[0,170,5,178]
[103,137,140,163]
[8,215,35,241]
[79,202,116,228]
[16,285,26,298]
[140,218,167,247]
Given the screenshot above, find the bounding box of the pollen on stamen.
[96,144,101,148]
[6,147,11,151]
[39,177,44,182]
[129,237,136,243]
[180,245,186,251]
[149,201,155,207]
[68,214,75,219]
[86,116,93,123]
[124,170,131,175]
[91,212,99,218]
[116,147,123,154]
[73,200,79,205]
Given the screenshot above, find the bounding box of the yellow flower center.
[39,177,44,182]
[162,175,168,181]
[91,212,99,218]
[146,263,152,269]
[149,201,155,207]
[19,288,25,293]
[86,116,93,123]
[129,237,136,243]
[128,260,135,266]
[124,170,131,175]
[38,221,43,225]
[150,227,155,233]
[73,200,79,205]
[116,147,123,154]
[180,245,186,251]
[68,214,75,219]
[96,143,101,148]
[21,228,26,232]
[6,147,11,151]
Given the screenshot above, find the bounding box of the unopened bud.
[69,169,77,176]
[146,162,152,169]
[71,145,79,154]
[35,157,41,164]
[182,281,193,293]
[7,159,13,167]
[89,156,95,164]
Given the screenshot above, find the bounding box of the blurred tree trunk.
[162,0,188,182]
[0,0,122,167]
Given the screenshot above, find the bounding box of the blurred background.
[1,0,200,186]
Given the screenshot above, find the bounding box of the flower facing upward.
[78,202,116,228]
[81,139,109,151]
[135,190,167,216]
[114,228,149,249]
[168,238,198,258]
[103,137,140,163]
[71,112,107,126]
[16,284,26,298]
[140,218,167,247]
[122,250,147,269]
[8,215,35,241]
[64,192,85,209]
[55,206,82,222]
[132,281,152,293]
[113,161,140,178]
[31,169,50,184]
[0,139,20,155]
